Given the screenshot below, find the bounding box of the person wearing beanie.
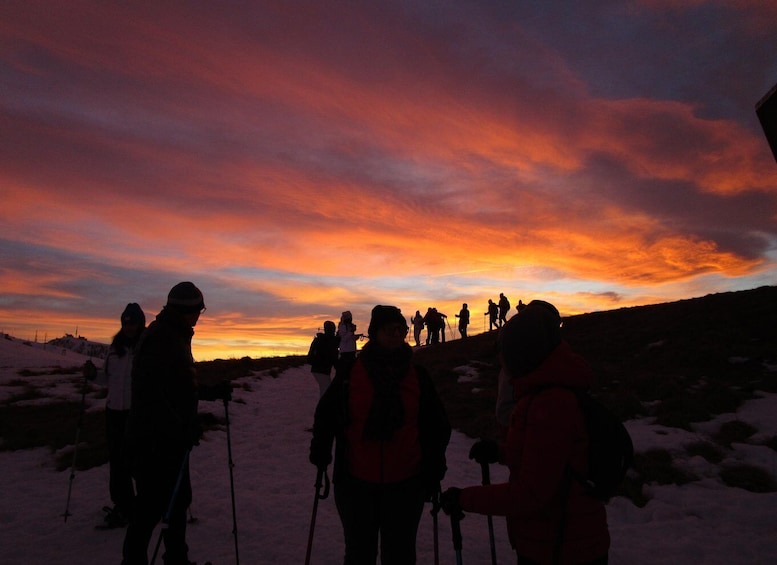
[307,320,340,398]
[441,300,610,565]
[122,282,230,565]
[83,302,146,528]
[336,310,362,369]
[310,304,451,565]
[495,299,562,428]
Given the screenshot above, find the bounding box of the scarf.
[360,341,413,441]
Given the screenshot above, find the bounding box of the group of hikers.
[83,282,610,565]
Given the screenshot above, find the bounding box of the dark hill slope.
[414,285,777,440]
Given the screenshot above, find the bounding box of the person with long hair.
[84,302,146,528]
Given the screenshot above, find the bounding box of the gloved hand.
[424,481,441,503]
[468,439,499,464]
[216,381,233,401]
[82,360,97,380]
[309,440,332,469]
[440,487,464,519]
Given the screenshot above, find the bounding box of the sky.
[2,0,777,360]
[2,337,777,563]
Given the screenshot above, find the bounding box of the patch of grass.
[0,401,105,455]
[719,464,777,493]
[713,420,757,448]
[17,366,82,377]
[763,436,777,452]
[197,355,307,382]
[5,386,49,404]
[633,449,699,486]
[685,441,725,464]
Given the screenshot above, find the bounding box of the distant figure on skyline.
[516,299,527,313]
[455,303,470,338]
[424,307,444,345]
[487,299,499,331]
[438,310,449,343]
[410,310,425,347]
[498,292,511,327]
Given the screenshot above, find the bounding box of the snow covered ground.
[1,335,777,564]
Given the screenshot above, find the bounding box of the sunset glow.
[2,1,776,360]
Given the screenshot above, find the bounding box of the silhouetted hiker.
[424,307,444,345]
[487,299,499,331]
[122,282,231,565]
[455,303,470,338]
[310,305,451,565]
[83,302,146,529]
[308,320,340,398]
[498,292,511,327]
[516,299,527,313]
[438,310,449,343]
[423,307,433,345]
[410,310,425,347]
[441,300,610,565]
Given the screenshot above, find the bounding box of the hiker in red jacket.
[310,305,451,565]
[441,300,610,565]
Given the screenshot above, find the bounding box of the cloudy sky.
[2,1,777,360]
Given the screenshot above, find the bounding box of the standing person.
[423,308,443,345]
[309,305,451,565]
[410,310,425,347]
[122,282,231,565]
[83,303,146,528]
[308,320,340,398]
[455,303,470,338]
[440,300,610,565]
[438,310,449,343]
[337,311,361,369]
[498,292,511,327]
[487,299,499,331]
[516,299,527,313]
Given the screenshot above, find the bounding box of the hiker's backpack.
[570,389,633,500]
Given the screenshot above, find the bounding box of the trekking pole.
[150,449,191,565]
[430,486,441,565]
[62,369,89,522]
[451,509,464,565]
[224,398,240,565]
[480,462,497,565]
[304,466,331,565]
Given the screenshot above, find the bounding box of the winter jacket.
[308,332,340,374]
[459,340,610,564]
[311,345,451,489]
[94,346,134,411]
[126,307,200,446]
[338,322,358,355]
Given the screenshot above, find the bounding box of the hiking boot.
[102,505,129,528]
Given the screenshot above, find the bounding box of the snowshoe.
[96,505,129,529]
